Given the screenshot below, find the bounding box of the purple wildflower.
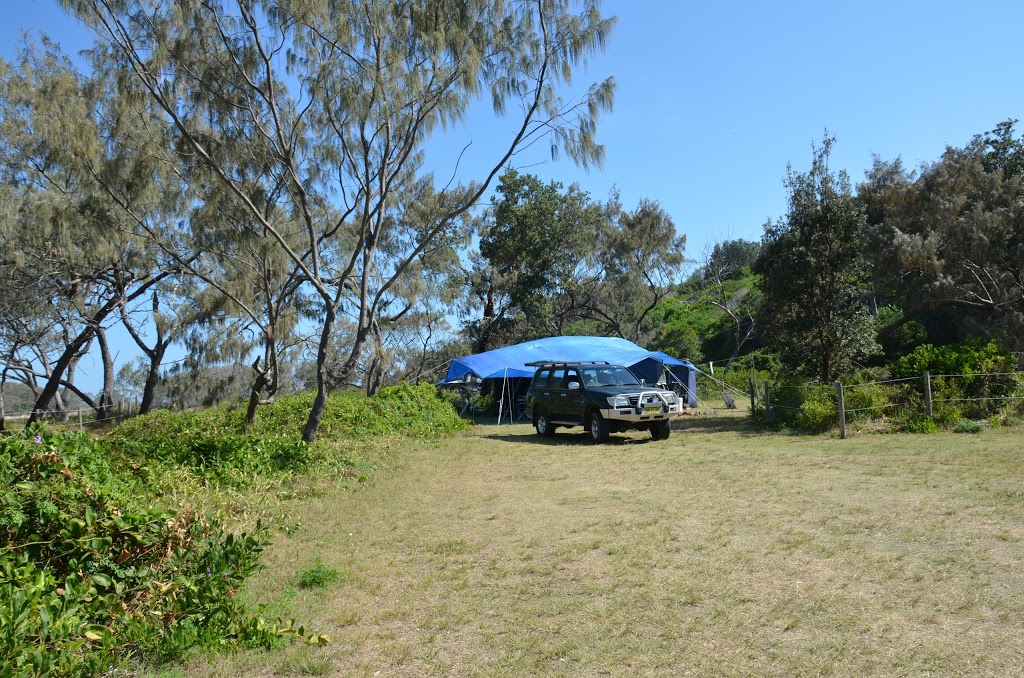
[34,435,42,445]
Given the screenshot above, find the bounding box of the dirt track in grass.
[173,416,1024,677]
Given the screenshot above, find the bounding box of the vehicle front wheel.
[651,418,672,440]
[535,410,556,438]
[587,411,609,443]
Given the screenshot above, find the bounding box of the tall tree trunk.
[302,309,337,444]
[244,357,270,428]
[139,341,166,415]
[365,355,383,396]
[96,327,115,423]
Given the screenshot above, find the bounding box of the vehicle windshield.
[579,366,641,387]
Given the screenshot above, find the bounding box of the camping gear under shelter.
[442,336,699,418]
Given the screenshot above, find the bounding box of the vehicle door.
[546,368,568,420]
[562,368,587,424]
[529,368,553,417]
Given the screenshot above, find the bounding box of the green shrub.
[472,393,496,415]
[901,415,940,434]
[891,339,1020,419]
[245,382,468,440]
[953,418,984,434]
[297,558,340,589]
[794,393,837,433]
[0,427,284,674]
[756,379,837,433]
[842,380,892,422]
[1,382,468,673]
[109,409,314,488]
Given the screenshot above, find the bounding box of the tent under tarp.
[442,336,699,409]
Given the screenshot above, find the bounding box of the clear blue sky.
[4,0,1024,393]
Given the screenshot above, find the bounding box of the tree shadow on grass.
[476,412,764,444]
[478,428,662,446]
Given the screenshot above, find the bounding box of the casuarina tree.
[62,0,616,442]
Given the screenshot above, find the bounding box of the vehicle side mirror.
[640,379,646,386]
[567,381,581,390]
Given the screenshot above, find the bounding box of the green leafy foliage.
[1,382,465,672]
[297,559,340,590]
[109,383,466,486]
[891,339,1020,418]
[861,120,1024,352]
[109,409,314,487]
[248,382,467,440]
[756,135,879,381]
[761,380,837,433]
[0,427,281,675]
[953,419,984,434]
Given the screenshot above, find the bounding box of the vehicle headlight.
[608,395,630,408]
[663,393,677,405]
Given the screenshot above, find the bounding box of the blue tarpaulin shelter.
[442,336,699,408]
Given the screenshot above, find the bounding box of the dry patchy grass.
[166,417,1024,677]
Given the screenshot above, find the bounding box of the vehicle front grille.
[627,394,662,408]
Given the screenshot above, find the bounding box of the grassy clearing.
[167,415,1024,677]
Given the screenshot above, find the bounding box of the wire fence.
[750,370,1024,438]
[2,397,143,430]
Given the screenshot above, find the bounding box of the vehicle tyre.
[588,410,609,443]
[651,418,672,440]
[535,410,556,437]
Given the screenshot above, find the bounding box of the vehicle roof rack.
[525,360,612,367]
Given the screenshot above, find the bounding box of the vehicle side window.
[566,369,582,387]
[534,369,551,388]
[551,368,567,387]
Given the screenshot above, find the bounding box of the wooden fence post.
[78,408,83,430]
[749,378,756,414]
[117,398,123,424]
[763,381,771,413]
[835,381,846,439]
[923,371,933,418]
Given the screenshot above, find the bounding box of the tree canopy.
[756,136,878,382]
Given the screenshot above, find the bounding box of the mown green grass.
[163,416,1024,677]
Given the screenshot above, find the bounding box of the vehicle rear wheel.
[650,418,672,440]
[588,411,609,443]
[535,410,555,437]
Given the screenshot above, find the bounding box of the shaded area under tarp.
[442,336,699,409]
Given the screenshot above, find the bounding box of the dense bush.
[759,379,837,433]
[0,428,282,676]
[891,339,1022,419]
[249,382,467,440]
[110,409,313,487]
[110,382,466,486]
[2,381,467,675]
